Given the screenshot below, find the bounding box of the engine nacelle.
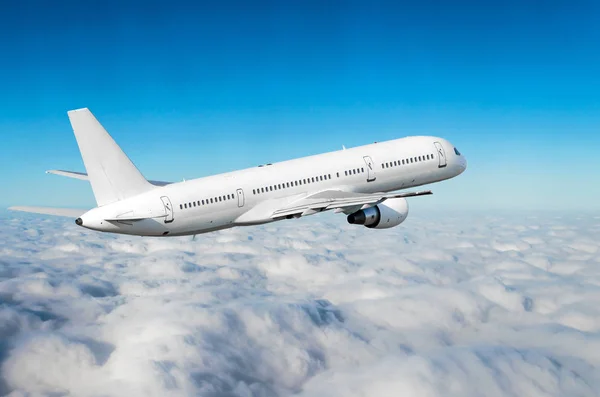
[347,198,409,229]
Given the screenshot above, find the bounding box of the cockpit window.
[454,147,461,156]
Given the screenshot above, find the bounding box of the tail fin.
[68,108,153,206]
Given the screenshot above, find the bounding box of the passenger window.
[180,204,183,209]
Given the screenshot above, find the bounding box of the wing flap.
[8,206,87,218]
[271,190,432,219]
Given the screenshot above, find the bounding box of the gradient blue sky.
[1,0,599,212]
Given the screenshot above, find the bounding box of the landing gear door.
[160,196,174,223]
[434,142,447,168]
[363,156,376,182]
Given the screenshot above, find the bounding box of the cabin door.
[160,196,174,223]
[434,142,447,168]
[363,156,376,182]
[237,189,245,207]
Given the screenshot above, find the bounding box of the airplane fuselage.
[79,136,466,237]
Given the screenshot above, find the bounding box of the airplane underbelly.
[170,207,243,236]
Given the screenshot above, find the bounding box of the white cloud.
[0,212,599,396]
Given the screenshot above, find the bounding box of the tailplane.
[68,108,153,206]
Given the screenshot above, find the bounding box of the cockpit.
[454,147,461,156]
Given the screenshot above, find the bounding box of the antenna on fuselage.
[342,145,346,150]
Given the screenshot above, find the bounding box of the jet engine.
[347,198,409,229]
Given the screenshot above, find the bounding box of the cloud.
[0,212,599,396]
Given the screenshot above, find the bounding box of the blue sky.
[1,0,599,211]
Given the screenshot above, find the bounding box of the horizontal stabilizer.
[8,206,87,218]
[46,169,89,180]
[46,169,172,186]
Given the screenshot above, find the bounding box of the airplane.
[9,108,467,237]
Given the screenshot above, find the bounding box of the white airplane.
[10,108,467,237]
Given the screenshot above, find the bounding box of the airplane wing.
[46,170,172,187]
[270,189,432,219]
[8,206,87,218]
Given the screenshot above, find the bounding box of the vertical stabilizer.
[67,108,153,206]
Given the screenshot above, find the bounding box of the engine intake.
[347,198,409,229]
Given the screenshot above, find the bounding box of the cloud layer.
[1,212,599,396]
